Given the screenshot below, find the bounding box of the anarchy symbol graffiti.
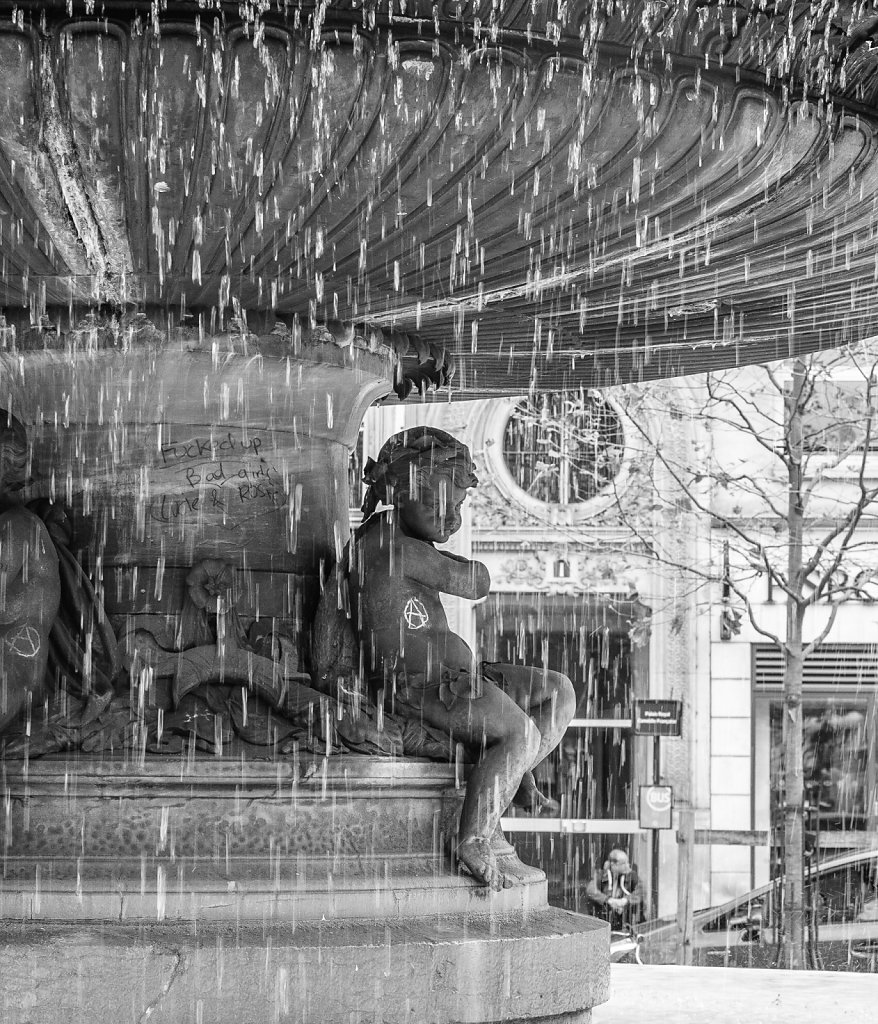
[4,625,41,659]
[403,597,430,630]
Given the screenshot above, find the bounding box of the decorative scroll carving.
[1,536,455,760]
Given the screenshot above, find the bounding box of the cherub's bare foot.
[80,688,114,726]
[512,770,561,815]
[457,836,513,891]
[336,707,404,756]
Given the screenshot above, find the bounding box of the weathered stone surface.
[0,911,608,1024]
[0,757,610,1023]
[8,334,393,580]
[1,756,542,923]
[0,323,422,761]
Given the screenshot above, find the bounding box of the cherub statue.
[0,411,61,736]
[349,426,575,890]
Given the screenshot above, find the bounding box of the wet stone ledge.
[0,912,610,1024]
[1,755,545,923]
[0,755,610,1024]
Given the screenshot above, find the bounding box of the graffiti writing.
[150,432,286,523]
[159,432,262,464]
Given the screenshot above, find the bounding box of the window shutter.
[753,643,878,691]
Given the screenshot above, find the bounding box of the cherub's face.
[397,471,470,543]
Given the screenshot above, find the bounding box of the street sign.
[639,785,674,829]
[633,699,682,736]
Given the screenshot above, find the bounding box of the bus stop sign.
[639,785,674,829]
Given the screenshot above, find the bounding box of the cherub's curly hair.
[361,425,477,520]
[0,409,28,491]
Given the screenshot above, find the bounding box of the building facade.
[361,359,878,919]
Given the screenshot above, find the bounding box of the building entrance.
[476,593,649,910]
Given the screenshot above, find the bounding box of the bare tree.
[502,348,878,966]
[606,345,878,969]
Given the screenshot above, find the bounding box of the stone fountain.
[0,313,606,1023]
[2,0,878,1020]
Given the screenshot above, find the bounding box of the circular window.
[502,391,625,505]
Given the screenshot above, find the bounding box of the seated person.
[586,847,644,927]
[0,410,60,737]
[349,425,575,890]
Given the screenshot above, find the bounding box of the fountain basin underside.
[0,756,610,1023]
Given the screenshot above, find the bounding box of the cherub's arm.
[400,536,490,600]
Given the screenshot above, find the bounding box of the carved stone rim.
[1,752,464,791]
[0,312,453,398]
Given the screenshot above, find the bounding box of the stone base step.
[0,908,609,1024]
[1,755,547,923]
[0,851,546,923]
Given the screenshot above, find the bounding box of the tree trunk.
[781,634,805,968]
[781,360,806,970]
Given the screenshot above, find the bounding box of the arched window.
[502,391,624,505]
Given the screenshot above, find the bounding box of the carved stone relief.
[484,548,643,596]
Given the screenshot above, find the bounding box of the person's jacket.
[585,862,643,925]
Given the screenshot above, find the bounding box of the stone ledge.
[0,852,546,923]
[1,756,610,1020]
[1,756,547,923]
[0,909,610,1024]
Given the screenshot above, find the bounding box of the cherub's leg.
[414,682,540,891]
[486,664,576,811]
[489,664,576,764]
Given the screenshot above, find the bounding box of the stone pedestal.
[5,327,394,636]
[0,756,610,1023]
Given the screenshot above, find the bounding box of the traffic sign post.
[633,699,682,737]
[633,700,683,916]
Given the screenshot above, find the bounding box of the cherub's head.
[0,409,28,497]
[361,426,478,543]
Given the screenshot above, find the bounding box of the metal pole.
[651,735,661,917]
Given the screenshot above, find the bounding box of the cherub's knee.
[555,673,576,717]
[498,708,541,764]
[520,716,541,764]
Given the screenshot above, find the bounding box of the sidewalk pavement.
[592,964,877,1023]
